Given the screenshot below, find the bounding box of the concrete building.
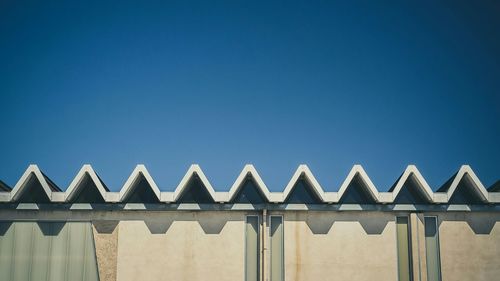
[0,164,499,281]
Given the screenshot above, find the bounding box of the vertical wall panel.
[246,216,259,281]
[67,223,86,280]
[0,221,99,281]
[396,216,412,281]
[0,222,15,280]
[425,217,441,281]
[31,223,51,281]
[12,223,33,281]
[48,223,69,281]
[270,216,284,281]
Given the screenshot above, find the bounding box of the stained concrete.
[2,209,500,281]
[437,212,500,281]
[92,221,119,281]
[115,211,246,281]
[282,211,398,281]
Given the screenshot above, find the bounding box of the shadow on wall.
[92,212,246,235]
[0,221,12,235]
[37,222,65,235]
[433,213,500,235]
[287,212,393,235]
[90,212,394,236]
[93,220,120,234]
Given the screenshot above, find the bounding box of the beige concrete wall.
[115,211,247,281]
[92,221,120,281]
[282,211,398,281]
[437,212,500,281]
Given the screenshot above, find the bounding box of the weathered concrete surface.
[282,211,398,281]
[115,211,246,281]
[437,212,500,281]
[92,221,119,281]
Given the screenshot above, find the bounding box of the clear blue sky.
[0,0,498,192]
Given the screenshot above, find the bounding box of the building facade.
[0,164,499,281]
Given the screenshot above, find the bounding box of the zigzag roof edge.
[282,165,326,202]
[64,165,109,202]
[10,165,55,201]
[389,165,434,202]
[119,165,161,202]
[172,165,217,202]
[1,163,498,204]
[226,164,272,202]
[337,165,380,203]
[445,165,489,202]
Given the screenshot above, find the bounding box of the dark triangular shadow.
[358,216,391,235]
[338,174,377,204]
[488,180,500,192]
[177,175,214,204]
[437,172,458,192]
[197,216,228,234]
[284,177,322,204]
[0,221,13,235]
[93,221,119,234]
[37,222,65,236]
[231,176,268,204]
[0,180,11,191]
[41,172,61,191]
[144,218,175,234]
[122,174,160,203]
[16,174,51,203]
[448,177,484,205]
[392,175,430,204]
[305,215,335,234]
[465,214,500,234]
[70,174,106,203]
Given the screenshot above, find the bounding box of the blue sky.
[0,0,498,192]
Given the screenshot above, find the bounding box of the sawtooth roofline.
[0,164,498,204]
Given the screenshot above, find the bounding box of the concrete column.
[261,209,267,281]
[410,213,427,281]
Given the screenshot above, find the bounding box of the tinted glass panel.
[396,216,412,281]
[270,216,284,281]
[425,217,441,281]
[0,222,99,281]
[246,216,259,281]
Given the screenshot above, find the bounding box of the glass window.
[0,221,99,281]
[396,216,412,281]
[270,216,284,281]
[424,217,441,281]
[246,216,260,281]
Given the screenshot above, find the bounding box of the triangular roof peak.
[442,165,488,202]
[10,165,60,201]
[282,165,325,203]
[337,165,379,203]
[226,164,271,202]
[171,164,217,202]
[65,164,109,202]
[389,165,434,202]
[119,164,161,202]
